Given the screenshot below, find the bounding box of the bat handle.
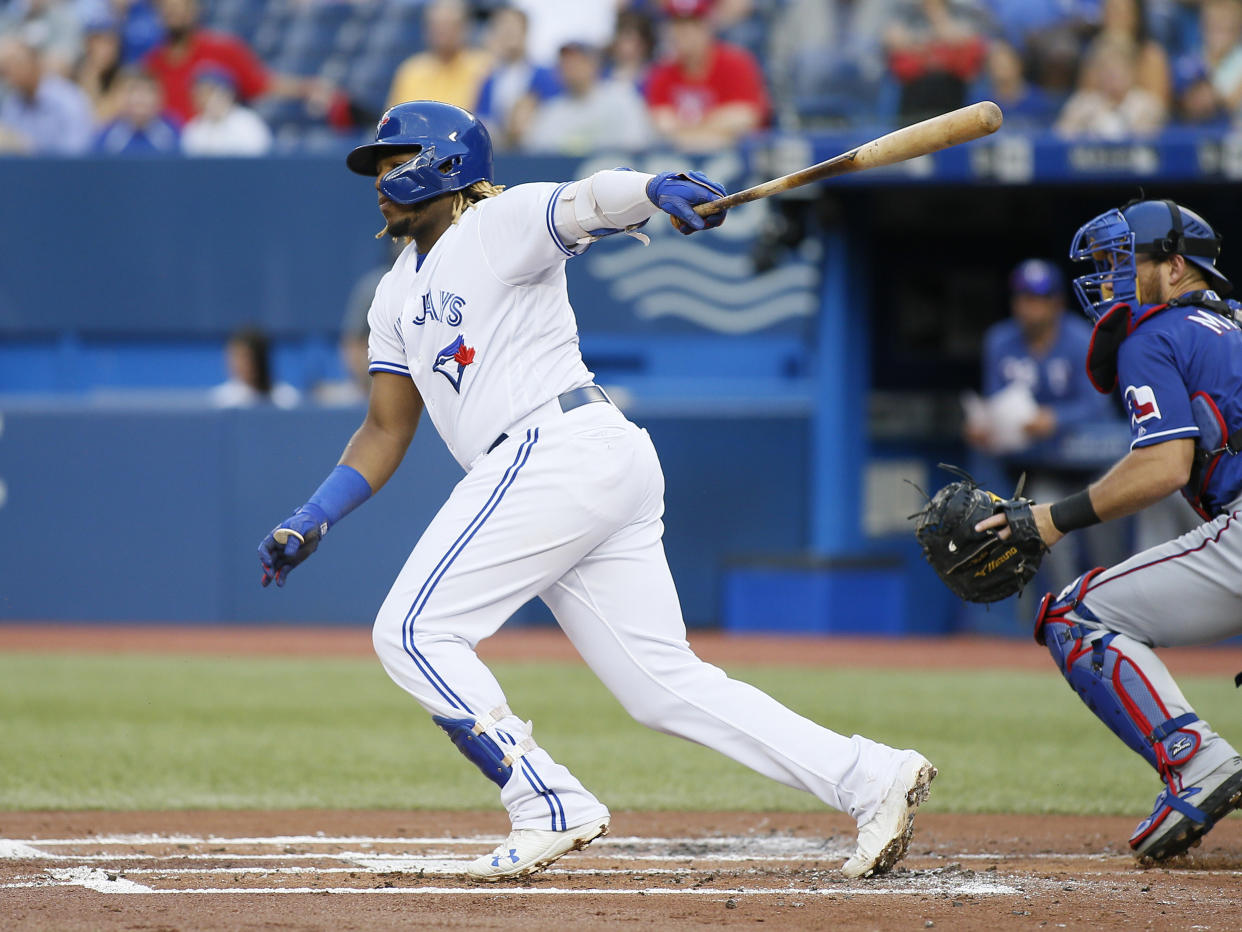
[694,192,743,218]
[272,528,305,546]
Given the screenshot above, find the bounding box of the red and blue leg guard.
[1034,572,1207,832]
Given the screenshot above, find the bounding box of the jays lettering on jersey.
[365,182,594,469]
[1116,300,1242,516]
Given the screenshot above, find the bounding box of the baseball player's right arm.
[553,168,728,244]
[339,372,424,491]
[479,172,729,285]
[259,374,424,587]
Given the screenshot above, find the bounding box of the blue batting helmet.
[1068,199,1230,320]
[346,101,493,206]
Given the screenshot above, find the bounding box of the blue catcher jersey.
[1117,300,1242,516]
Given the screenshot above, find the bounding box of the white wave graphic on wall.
[609,263,816,303]
[589,238,751,278]
[587,237,819,334]
[634,293,816,334]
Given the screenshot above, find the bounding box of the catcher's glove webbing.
[912,464,1047,604]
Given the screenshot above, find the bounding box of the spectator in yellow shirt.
[386,0,492,111]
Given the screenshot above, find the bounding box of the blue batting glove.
[258,503,330,588]
[646,170,728,235]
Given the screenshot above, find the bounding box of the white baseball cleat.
[465,817,611,882]
[841,754,937,879]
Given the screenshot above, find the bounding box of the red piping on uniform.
[1189,390,1228,518]
[1077,513,1239,594]
[1133,303,1169,328]
[1032,592,1055,644]
[1085,304,1132,394]
[1132,809,1168,844]
[1066,640,1093,667]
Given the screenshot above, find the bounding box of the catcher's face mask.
[1069,209,1137,322]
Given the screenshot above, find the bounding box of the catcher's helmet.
[1069,199,1230,320]
[346,100,493,206]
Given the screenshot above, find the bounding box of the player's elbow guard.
[553,170,658,246]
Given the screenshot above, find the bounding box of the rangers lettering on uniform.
[1186,308,1238,335]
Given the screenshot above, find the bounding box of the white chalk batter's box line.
[0,866,1022,897]
[5,835,1239,899]
[0,834,1135,864]
[0,834,1048,898]
[2,833,838,849]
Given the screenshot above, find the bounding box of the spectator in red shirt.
[144,0,348,128]
[644,0,769,152]
[144,0,269,124]
[885,0,987,123]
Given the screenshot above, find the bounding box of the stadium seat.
[202,0,262,43]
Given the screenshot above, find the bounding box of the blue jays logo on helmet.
[346,100,493,206]
[1069,199,1230,321]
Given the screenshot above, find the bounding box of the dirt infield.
[3,624,1242,675]
[4,625,1241,930]
[3,810,1240,931]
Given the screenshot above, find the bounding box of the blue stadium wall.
[5,136,1240,631]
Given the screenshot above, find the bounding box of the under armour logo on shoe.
[491,848,520,867]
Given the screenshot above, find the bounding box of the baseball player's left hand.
[646,171,727,235]
[976,502,1063,549]
[259,504,330,588]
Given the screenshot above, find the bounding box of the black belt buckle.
[557,384,608,413]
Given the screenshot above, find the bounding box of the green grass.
[2,652,1240,814]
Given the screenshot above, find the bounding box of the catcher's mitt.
[912,464,1047,604]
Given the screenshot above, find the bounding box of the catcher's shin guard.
[1034,572,1203,778]
[1036,572,1242,859]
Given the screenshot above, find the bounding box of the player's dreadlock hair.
[450,180,506,223]
[374,181,508,241]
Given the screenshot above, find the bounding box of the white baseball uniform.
[365,172,919,831]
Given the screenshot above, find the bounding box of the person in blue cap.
[965,258,1129,606]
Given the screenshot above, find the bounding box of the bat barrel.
[695,101,1003,216]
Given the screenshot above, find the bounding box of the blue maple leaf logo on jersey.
[433,334,476,392]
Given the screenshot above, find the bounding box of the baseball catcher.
[958,199,1242,863]
[913,465,1047,603]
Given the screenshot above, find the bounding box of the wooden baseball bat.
[694,101,1003,217]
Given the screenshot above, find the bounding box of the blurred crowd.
[1,0,1241,157]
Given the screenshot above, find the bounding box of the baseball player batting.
[258,101,935,882]
[977,199,1242,860]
